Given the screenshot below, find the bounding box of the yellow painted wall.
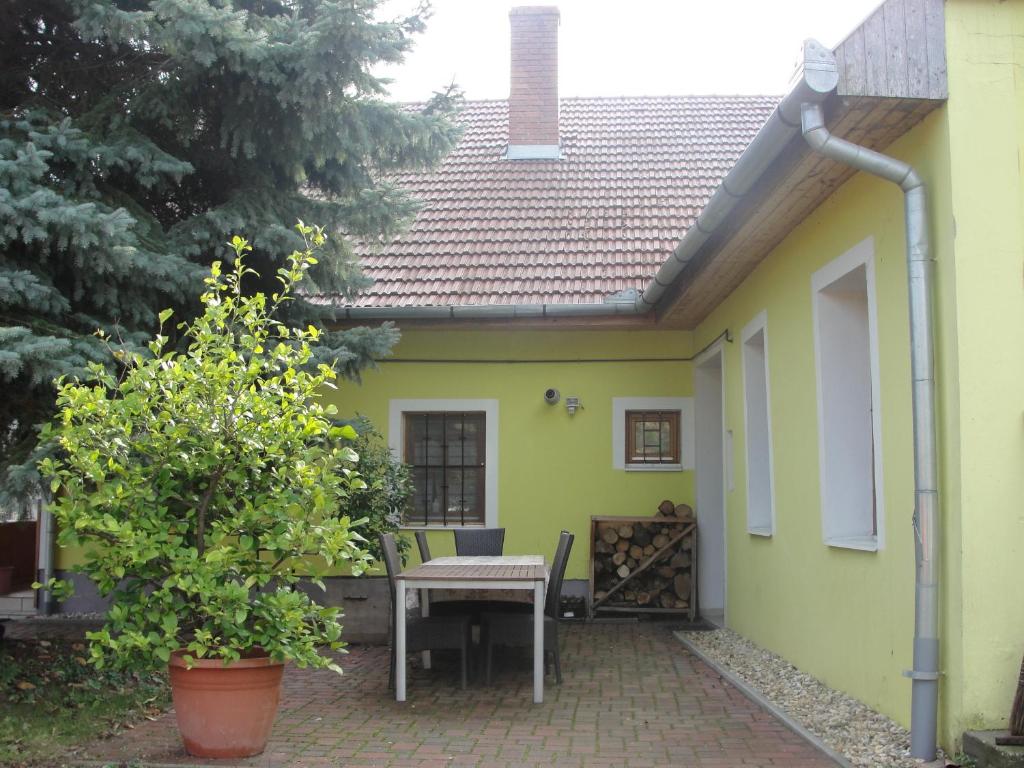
[943,0,1024,739]
[324,330,696,580]
[53,330,697,582]
[692,106,958,742]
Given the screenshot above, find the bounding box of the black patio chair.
[480,530,574,685]
[414,530,432,562]
[414,529,508,621]
[454,527,505,556]
[379,533,472,690]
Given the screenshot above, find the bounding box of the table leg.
[396,579,406,702]
[533,580,544,704]
[420,588,431,669]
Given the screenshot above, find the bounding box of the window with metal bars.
[625,410,681,465]
[403,412,486,526]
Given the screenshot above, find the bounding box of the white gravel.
[679,627,951,768]
[29,611,105,620]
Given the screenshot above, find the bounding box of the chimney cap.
[509,6,560,18]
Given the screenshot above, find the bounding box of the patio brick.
[75,622,835,767]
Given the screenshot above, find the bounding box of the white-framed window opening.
[611,397,695,471]
[811,237,884,551]
[388,399,499,528]
[741,311,775,536]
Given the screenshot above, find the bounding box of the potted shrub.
[306,426,411,642]
[347,424,413,564]
[37,226,370,758]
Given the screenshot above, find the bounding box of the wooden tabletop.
[397,555,546,583]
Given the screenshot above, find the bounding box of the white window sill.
[825,536,879,552]
[748,526,773,537]
[624,463,683,472]
[400,524,486,532]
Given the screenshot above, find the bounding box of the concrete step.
[964,730,1024,768]
[0,590,36,619]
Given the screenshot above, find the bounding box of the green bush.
[38,225,370,674]
[345,425,413,564]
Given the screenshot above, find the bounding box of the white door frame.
[694,339,728,623]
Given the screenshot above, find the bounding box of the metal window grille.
[625,410,681,465]
[403,412,486,526]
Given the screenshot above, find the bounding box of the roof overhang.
[653,0,947,328]
[654,92,943,329]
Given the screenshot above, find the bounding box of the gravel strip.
[30,611,105,620]
[679,627,949,768]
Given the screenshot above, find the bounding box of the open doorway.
[695,344,726,625]
[0,502,39,618]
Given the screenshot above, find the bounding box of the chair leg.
[460,643,468,690]
[389,643,396,691]
[549,623,562,685]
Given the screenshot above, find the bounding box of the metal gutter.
[337,301,645,321]
[801,98,940,763]
[636,39,839,312]
[337,40,839,323]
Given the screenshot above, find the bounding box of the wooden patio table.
[394,555,548,703]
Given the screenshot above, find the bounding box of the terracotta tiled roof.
[336,95,779,307]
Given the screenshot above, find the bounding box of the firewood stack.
[589,500,697,619]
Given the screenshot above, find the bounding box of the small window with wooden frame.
[625,409,681,466]
[403,411,486,527]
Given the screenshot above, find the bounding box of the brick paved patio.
[76,622,834,768]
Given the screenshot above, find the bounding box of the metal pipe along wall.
[801,100,940,763]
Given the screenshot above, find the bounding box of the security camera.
[544,388,561,405]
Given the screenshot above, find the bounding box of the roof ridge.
[398,94,781,108]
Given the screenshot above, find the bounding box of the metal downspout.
[801,100,940,762]
[37,498,55,615]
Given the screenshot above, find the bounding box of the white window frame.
[388,399,499,529]
[612,397,695,471]
[741,311,776,537]
[811,237,885,552]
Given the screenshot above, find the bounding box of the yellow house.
[46,0,1024,759]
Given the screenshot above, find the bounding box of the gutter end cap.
[794,39,840,95]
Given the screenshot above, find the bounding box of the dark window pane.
[403,412,486,527]
[626,410,681,464]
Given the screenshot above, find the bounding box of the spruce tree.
[0,0,460,511]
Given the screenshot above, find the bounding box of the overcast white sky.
[376,0,883,101]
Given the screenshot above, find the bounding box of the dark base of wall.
[54,573,592,647]
[297,576,391,645]
[55,571,111,614]
[54,571,393,643]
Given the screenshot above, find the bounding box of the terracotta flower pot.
[168,650,284,758]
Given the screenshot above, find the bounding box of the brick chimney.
[507,6,561,160]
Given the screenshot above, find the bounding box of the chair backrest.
[544,530,574,619]
[454,527,505,556]
[415,530,432,562]
[378,532,402,605]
